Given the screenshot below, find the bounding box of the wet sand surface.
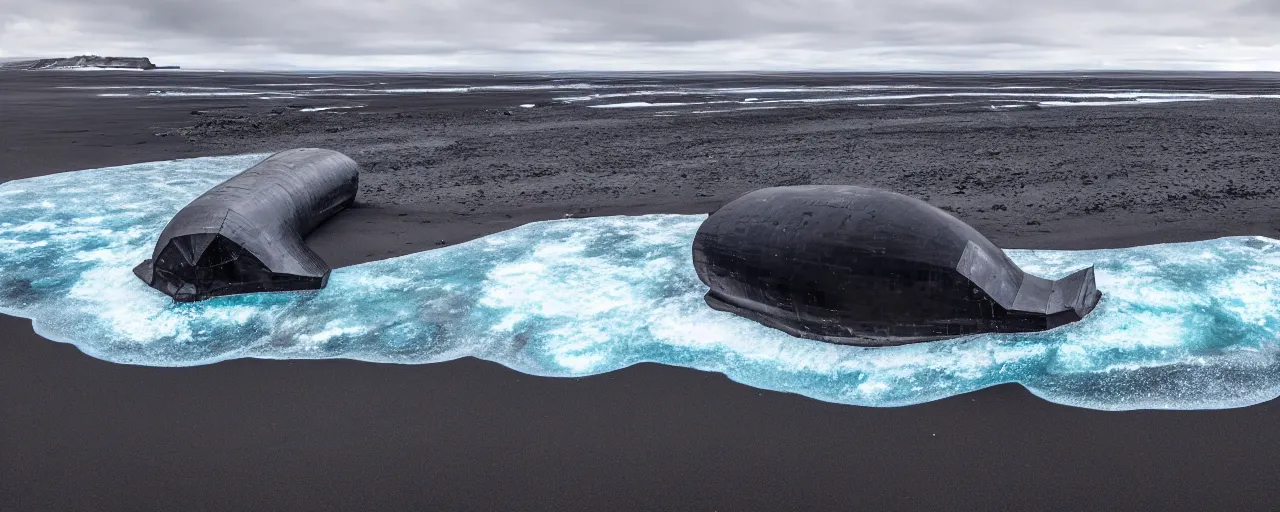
[3,70,1280,510]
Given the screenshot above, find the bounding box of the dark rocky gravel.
[171,98,1280,264]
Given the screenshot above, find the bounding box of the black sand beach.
[3,70,1280,510]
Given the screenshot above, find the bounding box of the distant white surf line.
[554,85,1064,103]
[60,85,231,90]
[704,85,1058,94]
[554,91,692,102]
[377,84,619,94]
[147,91,265,97]
[300,92,387,97]
[357,83,665,97]
[589,101,699,108]
[380,88,470,93]
[557,87,924,103]
[688,106,788,114]
[473,83,598,91]
[754,91,1280,105]
[591,100,745,109]
[96,93,132,97]
[256,82,386,87]
[857,101,971,107]
[1039,98,1217,107]
[299,105,365,112]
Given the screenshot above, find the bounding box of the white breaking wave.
[378,84,616,94]
[858,101,972,107]
[553,85,1065,103]
[554,91,692,102]
[147,91,264,97]
[728,91,1280,108]
[471,83,597,91]
[380,88,470,93]
[1039,98,1217,107]
[589,102,700,108]
[298,105,365,112]
[60,86,231,90]
[65,79,1280,111]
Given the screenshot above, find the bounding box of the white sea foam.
[858,101,971,107]
[380,88,470,93]
[300,93,385,97]
[60,86,230,90]
[472,83,598,91]
[376,84,607,95]
[1039,98,1217,107]
[554,91,692,102]
[589,102,698,108]
[758,91,1280,105]
[298,105,365,112]
[553,87,1280,111]
[5,156,1280,410]
[146,91,264,97]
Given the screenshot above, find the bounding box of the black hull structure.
[691,186,1101,346]
[134,148,359,302]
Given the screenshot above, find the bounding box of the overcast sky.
[1,0,1278,71]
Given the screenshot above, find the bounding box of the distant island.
[0,55,179,71]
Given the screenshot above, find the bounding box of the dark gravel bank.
[171,97,1280,266]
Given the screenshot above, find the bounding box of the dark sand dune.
[3,71,1280,510]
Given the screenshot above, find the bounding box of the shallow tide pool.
[3,155,1280,411]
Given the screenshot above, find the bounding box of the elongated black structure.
[134,148,359,302]
[692,186,1101,346]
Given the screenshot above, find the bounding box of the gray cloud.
[0,0,1276,70]
[1239,0,1280,14]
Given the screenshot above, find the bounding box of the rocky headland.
[0,55,176,71]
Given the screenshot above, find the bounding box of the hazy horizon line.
[14,65,1280,75]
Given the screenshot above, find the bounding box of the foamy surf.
[3,156,1280,411]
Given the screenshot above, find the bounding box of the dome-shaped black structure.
[692,186,1101,346]
[133,148,359,302]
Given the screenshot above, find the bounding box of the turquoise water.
[3,155,1280,411]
